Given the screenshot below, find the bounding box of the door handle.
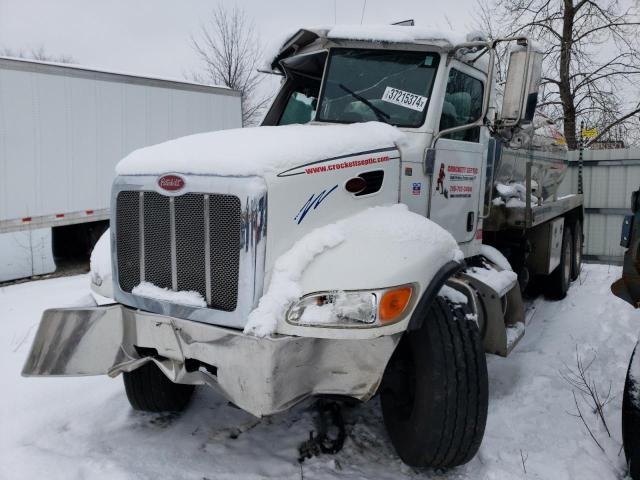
[467,211,475,232]
[423,148,436,175]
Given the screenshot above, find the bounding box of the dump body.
[485,147,582,230]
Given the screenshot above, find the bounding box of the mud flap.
[461,267,524,357]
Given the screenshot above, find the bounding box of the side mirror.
[500,43,543,128]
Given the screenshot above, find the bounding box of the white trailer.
[0,57,241,282]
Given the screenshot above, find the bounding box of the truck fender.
[279,221,465,339]
[406,260,463,331]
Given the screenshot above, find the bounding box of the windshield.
[316,49,440,128]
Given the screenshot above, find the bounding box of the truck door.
[429,65,486,243]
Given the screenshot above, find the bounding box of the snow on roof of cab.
[326,25,468,46]
[115,122,406,177]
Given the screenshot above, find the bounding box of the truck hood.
[115,122,406,178]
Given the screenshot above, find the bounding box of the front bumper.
[22,305,400,417]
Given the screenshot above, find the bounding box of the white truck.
[0,56,241,282]
[23,25,583,468]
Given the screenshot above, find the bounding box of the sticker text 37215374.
[381,87,427,112]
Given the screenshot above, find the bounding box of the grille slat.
[175,194,206,295]
[116,192,140,292]
[209,195,242,311]
[116,190,241,311]
[143,193,172,290]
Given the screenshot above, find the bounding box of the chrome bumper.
[22,305,400,417]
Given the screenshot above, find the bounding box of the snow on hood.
[115,122,406,177]
[244,204,463,337]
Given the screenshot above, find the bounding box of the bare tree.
[191,4,271,126]
[0,46,75,64]
[477,0,640,149]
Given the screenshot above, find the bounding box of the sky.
[0,0,479,81]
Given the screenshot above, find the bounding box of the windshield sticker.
[381,87,427,112]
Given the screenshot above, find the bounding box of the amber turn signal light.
[379,287,412,322]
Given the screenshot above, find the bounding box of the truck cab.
[22,24,583,470]
[262,28,494,253]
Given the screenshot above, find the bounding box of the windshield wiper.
[338,84,390,123]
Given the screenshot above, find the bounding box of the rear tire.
[380,297,488,468]
[123,362,195,412]
[571,219,583,281]
[623,342,640,479]
[547,222,573,300]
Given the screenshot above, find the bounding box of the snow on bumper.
[22,305,400,417]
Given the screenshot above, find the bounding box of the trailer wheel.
[123,362,195,412]
[571,220,583,281]
[547,224,573,299]
[380,297,488,468]
[623,342,640,480]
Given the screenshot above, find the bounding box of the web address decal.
[277,147,399,177]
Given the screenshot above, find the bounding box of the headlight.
[286,285,414,328]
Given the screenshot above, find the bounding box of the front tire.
[123,362,195,412]
[623,342,640,479]
[380,297,488,468]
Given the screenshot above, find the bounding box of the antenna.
[360,0,367,24]
[334,0,337,23]
[392,19,415,26]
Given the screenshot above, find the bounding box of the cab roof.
[270,25,485,71]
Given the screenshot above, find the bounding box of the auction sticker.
[381,87,427,112]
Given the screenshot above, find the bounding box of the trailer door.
[429,65,486,243]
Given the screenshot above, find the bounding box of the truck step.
[505,322,525,355]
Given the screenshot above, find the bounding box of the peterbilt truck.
[22,25,584,468]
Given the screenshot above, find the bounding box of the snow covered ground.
[0,264,637,479]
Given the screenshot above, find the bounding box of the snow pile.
[467,266,518,297]
[89,229,111,286]
[494,181,539,208]
[2,264,637,479]
[327,25,466,45]
[243,224,345,337]
[297,304,334,325]
[245,204,463,336]
[116,122,406,177]
[480,244,512,271]
[131,281,207,308]
[438,285,468,304]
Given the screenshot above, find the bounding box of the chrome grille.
[115,191,140,292]
[143,193,172,290]
[175,194,206,296]
[208,195,242,311]
[116,191,241,311]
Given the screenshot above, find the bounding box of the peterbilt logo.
[158,174,184,191]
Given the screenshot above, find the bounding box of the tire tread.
[123,362,195,412]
